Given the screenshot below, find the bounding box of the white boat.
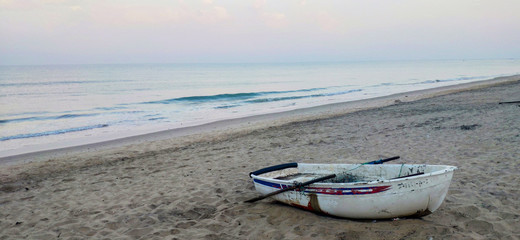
[249,162,456,219]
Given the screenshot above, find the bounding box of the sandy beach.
[1,75,519,239]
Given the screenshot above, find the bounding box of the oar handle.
[365,156,400,165]
[297,174,337,187]
[249,162,298,177]
[245,174,336,203]
[499,100,520,104]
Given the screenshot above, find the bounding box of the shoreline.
[1,74,519,166]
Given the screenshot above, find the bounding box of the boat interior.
[258,164,454,184]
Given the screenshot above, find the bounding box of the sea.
[1,59,520,156]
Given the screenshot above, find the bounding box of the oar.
[499,100,520,104]
[245,174,337,203]
[390,172,424,179]
[365,156,400,165]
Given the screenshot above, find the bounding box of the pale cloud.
[314,11,340,33]
[42,0,66,3]
[0,0,36,9]
[89,4,180,26]
[198,6,232,24]
[1,0,75,8]
[251,1,291,29]
[253,0,266,9]
[69,5,81,11]
[0,0,10,7]
[261,12,287,28]
[0,0,228,29]
[214,6,230,20]
[42,0,68,4]
[84,2,232,27]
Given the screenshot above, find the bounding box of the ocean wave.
[214,89,363,109]
[416,75,491,85]
[148,117,167,121]
[0,124,109,141]
[142,87,331,105]
[245,89,362,103]
[0,111,50,119]
[0,113,101,124]
[366,75,494,89]
[0,110,143,124]
[145,92,262,104]
[215,104,241,109]
[0,80,134,88]
[94,106,128,111]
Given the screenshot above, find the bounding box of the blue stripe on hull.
[253,178,391,195]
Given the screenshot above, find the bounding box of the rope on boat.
[331,160,406,183]
[327,162,371,183]
[398,164,405,178]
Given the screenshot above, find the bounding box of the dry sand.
[1,76,519,239]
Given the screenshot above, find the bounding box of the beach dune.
[1,76,519,239]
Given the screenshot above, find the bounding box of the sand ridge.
[0,76,519,239]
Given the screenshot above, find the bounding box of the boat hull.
[250,163,456,219]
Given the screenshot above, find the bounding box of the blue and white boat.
[249,162,456,219]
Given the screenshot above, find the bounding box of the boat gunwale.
[251,164,457,187]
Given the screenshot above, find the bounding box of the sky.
[1,0,520,65]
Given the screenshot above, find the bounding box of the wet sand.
[1,75,519,239]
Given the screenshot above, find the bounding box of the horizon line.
[1,58,519,67]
